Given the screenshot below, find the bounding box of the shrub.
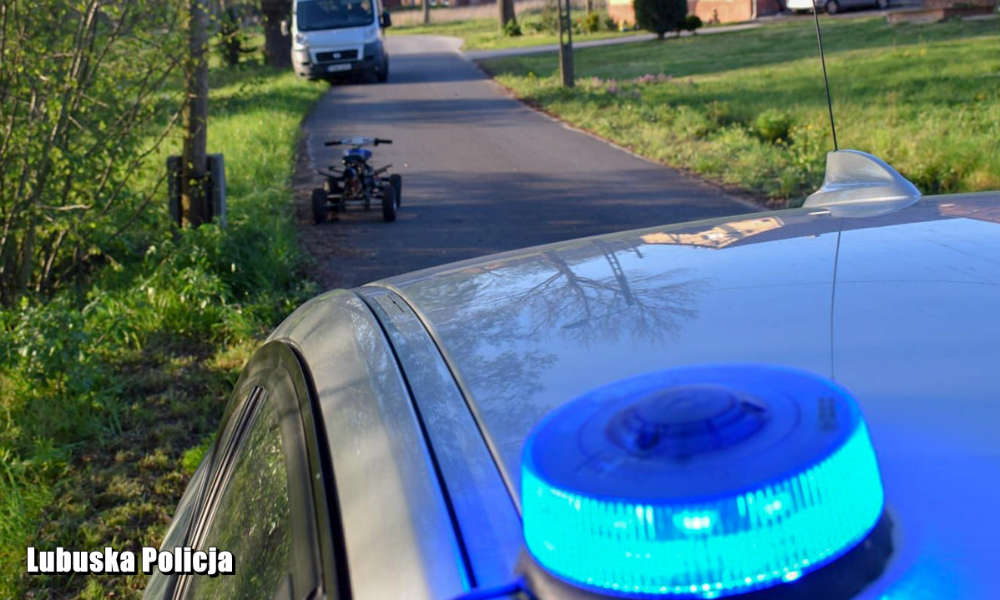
[578,11,602,33]
[524,17,551,33]
[0,0,184,306]
[634,0,688,39]
[604,16,618,31]
[539,0,560,33]
[503,19,523,36]
[683,15,703,33]
[754,109,793,143]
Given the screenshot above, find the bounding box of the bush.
[754,109,793,143]
[539,0,560,33]
[634,0,687,39]
[604,16,619,31]
[503,19,523,36]
[524,17,551,33]
[0,0,184,306]
[683,15,703,33]
[0,65,324,599]
[578,11,602,33]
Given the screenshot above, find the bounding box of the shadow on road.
[295,168,753,289]
[383,53,487,84]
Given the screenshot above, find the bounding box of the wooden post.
[181,0,210,227]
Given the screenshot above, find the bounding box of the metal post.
[558,0,574,87]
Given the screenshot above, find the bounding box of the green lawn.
[481,17,1000,204]
[389,15,640,51]
[1,63,324,599]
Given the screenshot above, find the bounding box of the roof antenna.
[811,1,839,151]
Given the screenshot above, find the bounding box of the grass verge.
[0,63,324,599]
[481,17,1000,204]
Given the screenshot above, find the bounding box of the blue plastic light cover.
[521,365,885,598]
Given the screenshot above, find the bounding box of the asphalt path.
[296,35,758,289]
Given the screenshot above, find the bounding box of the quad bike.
[312,136,402,223]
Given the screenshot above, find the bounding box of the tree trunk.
[557,0,573,87]
[423,0,430,24]
[182,0,210,227]
[586,0,594,14]
[498,0,516,28]
[262,0,291,68]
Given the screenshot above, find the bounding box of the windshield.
[297,0,374,31]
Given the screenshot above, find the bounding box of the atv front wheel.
[389,174,402,207]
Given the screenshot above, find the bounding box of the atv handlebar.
[324,137,393,146]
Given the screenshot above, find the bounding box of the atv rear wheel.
[382,186,397,222]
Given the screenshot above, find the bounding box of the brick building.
[608,0,783,25]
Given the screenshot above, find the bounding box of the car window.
[185,395,294,599]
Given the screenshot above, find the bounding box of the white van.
[289,0,391,82]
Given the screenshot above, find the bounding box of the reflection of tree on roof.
[503,241,707,345]
[421,239,709,480]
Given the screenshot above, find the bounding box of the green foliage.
[753,109,793,143]
[503,18,523,37]
[634,0,688,39]
[0,0,186,306]
[539,0,560,33]
[181,436,213,475]
[683,15,703,33]
[578,11,603,34]
[1,62,324,598]
[217,4,260,67]
[484,17,1000,203]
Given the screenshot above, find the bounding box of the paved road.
[297,35,757,290]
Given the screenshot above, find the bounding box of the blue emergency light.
[521,365,885,598]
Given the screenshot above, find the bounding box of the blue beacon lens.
[521,365,885,598]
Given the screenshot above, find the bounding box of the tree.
[261,0,291,67]
[423,0,430,25]
[0,0,185,304]
[498,0,515,29]
[634,0,687,39]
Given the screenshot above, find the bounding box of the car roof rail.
[804,150,921,216]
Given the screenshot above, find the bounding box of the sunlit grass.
[482,17,1000,204]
